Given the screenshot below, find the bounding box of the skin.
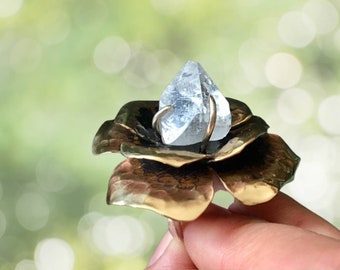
[146,192,340,270]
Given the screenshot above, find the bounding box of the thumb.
[182,204,340,270]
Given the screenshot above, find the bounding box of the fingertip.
[182,204,255,269]
[146,236,196,270]
[147,231,172,268]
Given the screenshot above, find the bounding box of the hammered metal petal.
[212,116,269,162]
[120,143,207,167]
[228,97,253,127]
[211,134,300,205]
[114,100,159,130]
[92,101,161,155]
[107,158,216,221]
[119,116,269,167]
[92,121,138,154]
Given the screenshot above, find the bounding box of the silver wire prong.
[152,105,172,133]
[200,95,217,153]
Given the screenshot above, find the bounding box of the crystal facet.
[158,61,231,146]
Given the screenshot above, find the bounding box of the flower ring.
[92,61,300,221]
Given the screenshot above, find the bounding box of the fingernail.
[168,219,183,240]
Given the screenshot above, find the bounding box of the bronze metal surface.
[107,158,215,221]
[211,134,300,205]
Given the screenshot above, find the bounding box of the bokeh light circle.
[77,211,102,245]
[238,39,270,87]
[277,88,314,125]
[286,160,336,221]
[123,49,161,88]
[318,95,340,135]
[303,0,339,35]
[278,11,316,48]
[285,130,338,223]
[298,134,338,167]
[15,259,36,270]
[0,0,23,18]
[93,36,130,74]
[265,52,302,89]
[91,215,150,256]
[16,192,49,231]
[34,238,75,270]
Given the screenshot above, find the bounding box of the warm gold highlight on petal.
[212,134,300,205]
[107,158,215,221]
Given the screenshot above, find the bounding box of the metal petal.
[92,121,133,154]
[114,100,159,129]
[211,134,300,205]
[119,115,267,166]
[212,116,269,162]
[107,158,215,221]
[120,143,207,167]
[92,101,161,155]
[228,97,253,127]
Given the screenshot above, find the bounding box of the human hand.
[146,192,340,270]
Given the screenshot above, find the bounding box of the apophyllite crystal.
[158,61,232,146]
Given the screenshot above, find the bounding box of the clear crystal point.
[158,61,232,146]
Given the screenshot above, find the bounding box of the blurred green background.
[1,0,340,269]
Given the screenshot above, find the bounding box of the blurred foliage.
[1,0,340,269]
